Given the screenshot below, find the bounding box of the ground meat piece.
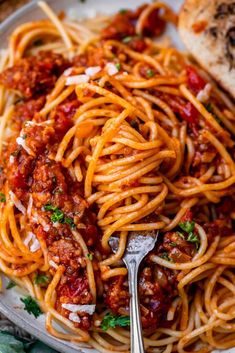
[23,125,54,155]
[56,274,93,330]
[102,13,135,40]
[142,8,166,37]
[73,48,107,68]
[0,51,69,98]
[49,98,81,141]
[162,232,195,258]
[8,148,35,199]
[48,239,83,274]
[104,276,129,313]
[11,96,46,129]
[126,37,148,52]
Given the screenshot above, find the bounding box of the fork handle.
[127,259,145,353]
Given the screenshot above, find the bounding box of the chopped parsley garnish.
[177,231,185,239]
[187,232,200,249]
[51,208,64,223]
[146,69,155,78]
[119,9,127,14]
[160,252,172,261]
[101,313,130,331]
[122,36,132,44]
[0,192,6,202]
[169,242,177,247]
[179,221,195,233]
[115,63,121,71]
[34,273,50,286]
[179,220,200,249]
[20,296,42,318]
[22,134,27,139]
[86,253,93,260]
[204,102,220,123]
[43,204,75,228]
[64,217,76,229]
[6,280,16,289]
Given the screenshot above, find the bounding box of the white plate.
[1,1,230,353]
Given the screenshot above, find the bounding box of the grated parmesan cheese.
[23,231,41,252]
[105,63,118,76]
[27,195,33,217]
[16,136,34,156]
[49,260,58,269]
[61,303,96,315]
[30,238,40,252]
[69,313,81,323]
[63,67,73,77]
[85,66,101,77]
[23,232,34,246]
[9,191,26,214]
[65,75,89,86]
[9,155,14,164]
[196,83,212,103]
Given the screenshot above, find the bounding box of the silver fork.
[109,231,158,353]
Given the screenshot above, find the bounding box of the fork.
[109,231,158,353]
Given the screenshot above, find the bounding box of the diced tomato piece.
[180,102,199,125]
[186,66,206,94]
[142,8,166,37]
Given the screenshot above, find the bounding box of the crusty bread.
[178,0,235,98]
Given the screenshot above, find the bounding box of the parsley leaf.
[115,63,121,71]
[51,208,64,223]
[119,9,127,14]
[20,296,42,318]
[0,192,6,202]
[86,253,93,260]
[187,232,200,249]
[122,36,132,44]
[34,273,50,286]
[179,221,195,233]
[6,280,16,289]
[160,252,172,261]
[169,242,177,247]
[64,217,76,229]
[146,69,155,78]
[44,204,75,228]
[101,313,130,331]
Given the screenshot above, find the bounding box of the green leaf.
[101,313,130,331]
[64,217,75,229]
[34,274,50,286]
[179,221,195,233]
[204,102,213,113]
[146,69,155,78]
[0,192,6,202]
[20,296,42,318]
[122,36,132,43]
[159,252,172,262]
[6,280,16,289]
[44,204,75,228]
[43,204,56,212]
[169,242,177,247]
[27,341,58,353]
[51,208,64,223]
[115,63,121,71]
[86,253,93,260]
[0,332,25,353]
[119,9,127,14]
[187,232,200,249]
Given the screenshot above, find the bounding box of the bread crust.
[178,0,235,98]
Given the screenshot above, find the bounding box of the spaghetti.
[0,1,235,352]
